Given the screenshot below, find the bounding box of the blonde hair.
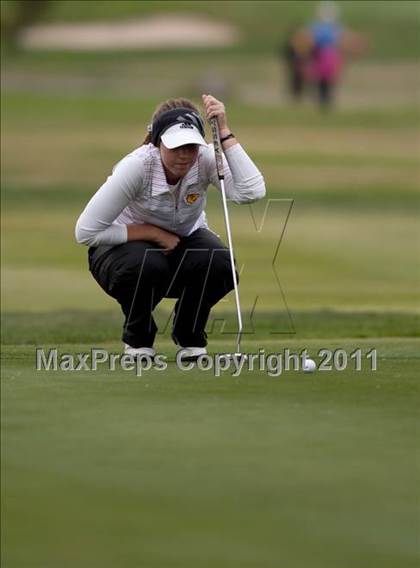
[141,98,201,146]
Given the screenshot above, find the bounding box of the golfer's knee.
[209,250,239,288]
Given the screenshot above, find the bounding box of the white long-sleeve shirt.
[75,142,265,247]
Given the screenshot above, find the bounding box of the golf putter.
[210,117,243,356]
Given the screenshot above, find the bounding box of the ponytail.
[140,132,152,146]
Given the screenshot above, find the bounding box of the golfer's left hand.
[202,94,230,135]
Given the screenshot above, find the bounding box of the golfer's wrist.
[219,127,232,139]
[219,129,237,150]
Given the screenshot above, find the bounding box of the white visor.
[160,123,207,149]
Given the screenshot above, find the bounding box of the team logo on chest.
[185,192,200,205]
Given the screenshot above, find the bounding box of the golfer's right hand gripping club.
[210,117,243,355]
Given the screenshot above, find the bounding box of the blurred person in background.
[281,27,309,102]
[75,95,265,362]
[289,1,367,108]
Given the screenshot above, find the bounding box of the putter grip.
[210,117,224,180]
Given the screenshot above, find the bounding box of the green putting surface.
[2,338,419,568]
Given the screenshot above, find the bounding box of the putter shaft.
[210,117,243,354]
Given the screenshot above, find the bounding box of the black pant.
[319,79,333,108]
[88,228,238,348]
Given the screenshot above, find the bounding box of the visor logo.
[180,123,194,129]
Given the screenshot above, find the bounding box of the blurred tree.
[1,0,52,49]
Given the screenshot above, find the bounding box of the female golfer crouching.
[75,94,265,360]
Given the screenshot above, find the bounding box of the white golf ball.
[303,358,316,373]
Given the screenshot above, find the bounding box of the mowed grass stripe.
[3,184,419,212]
[2,206,419,311]
[2,310,419,345]
[3,93,420,128]
[3,338,420,361]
